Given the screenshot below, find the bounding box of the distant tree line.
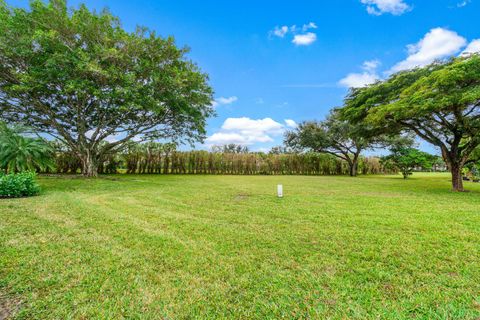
[40,142,400,176]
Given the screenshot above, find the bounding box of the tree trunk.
[348,154,360,177]
[450,163,464,192]
[349,162,357,177]
[81,152,98,177]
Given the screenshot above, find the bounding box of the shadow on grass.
[0,290,22,320]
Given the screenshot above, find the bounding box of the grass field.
[1,173,480,319]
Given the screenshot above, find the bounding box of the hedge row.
[47,150,395,176]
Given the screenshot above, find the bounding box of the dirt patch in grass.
[99,176,122,181]
[0,291,22,320]
[234,193,250,201]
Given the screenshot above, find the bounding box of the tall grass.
[45,143,393,176]
[123,151,390,176]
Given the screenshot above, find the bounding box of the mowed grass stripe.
[1,174,479,319]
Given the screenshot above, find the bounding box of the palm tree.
[0,122,54,173]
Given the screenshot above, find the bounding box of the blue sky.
[8,0,480,153]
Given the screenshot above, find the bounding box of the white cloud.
[292,32,317,46]
[284,119,297,128]
[270,22,318,46]
[221,117,284,134]
[339,73,378,88]
[362,59,381,72]
[302,22,318,32]
[457,0,471,7]
[206,132,254,145]
[361,0,411,15]
[339,28,479,88]
[390,28,466,73]
[339,59,381,88]
[217,96,238,104]
[272,25,289,38]
[206,117,285,146]
[211,96,238,107]
[461,39,480,55]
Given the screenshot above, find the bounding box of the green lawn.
[1,173,480,319]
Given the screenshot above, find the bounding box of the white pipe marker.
[277,184,283,198]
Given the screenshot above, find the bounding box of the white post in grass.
[277,184,283,198]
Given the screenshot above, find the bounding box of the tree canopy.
[0,0,214,176]
[342,55,480,191]
[284,109,383,176]
[211,144,250,154]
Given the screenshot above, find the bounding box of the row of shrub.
[123,151,390,175]
[45,147,396,176]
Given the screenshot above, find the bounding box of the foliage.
[53,150,82,174]
[342,55,480,191]
[118,144,393,175]
[268,146,291,155]
[122,141,176,174]
[285,109,385,176]
[381,146,434,179]
[471,166,480,181]
[1,174,479,318]
[0,0,214,177]
[463,146,480,180]
[211,144,249,154]
[431,156,447,172]
[0,122,54,173]
[97,152,122,174]
[467,146,480,165]
[464,162,480,181]
[0,171,40,198]
[40,143,393,176]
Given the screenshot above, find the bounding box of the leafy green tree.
[342,55,480,191]
[285,109,383,176]
[0,0,213,177]
[466,146,480,165]
[463,146,480,180]
[382,146,434,179]
[0,122,54,173]
[211,144,249,154]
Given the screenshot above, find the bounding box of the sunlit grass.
[1,173,480,319]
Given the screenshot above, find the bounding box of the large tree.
[285,109,382,176]
[342,55,480,191]
[0,0,214,177]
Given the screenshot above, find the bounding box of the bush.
[0,171,40,198]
